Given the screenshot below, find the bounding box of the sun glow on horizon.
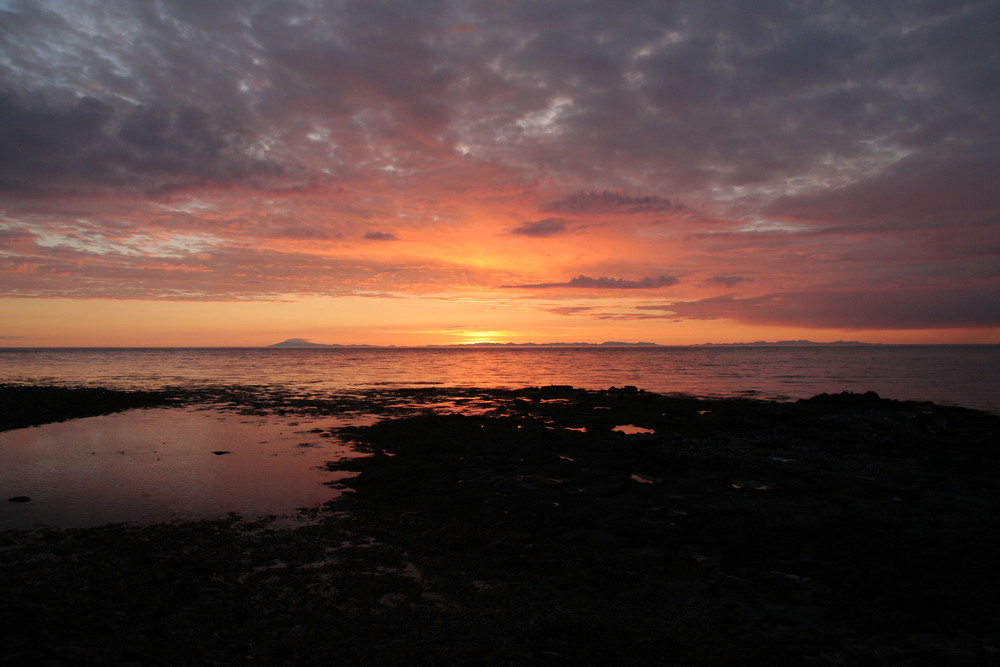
[457,330,514,345]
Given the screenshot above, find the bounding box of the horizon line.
[4,342,1000,350]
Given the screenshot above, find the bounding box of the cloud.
[0,0,997,337]
[510,218,570,237]
[3,0,997,217]
[2,0,996,208]
[0,92,310,196]
[544,190,687,215]
[702,276,753,288]
[506,275,679,289]
[544,306,596,316]
[364,231,399,241]
[638,288,1000,329]
[758,143,1000,263]
[271,226,339,240]
[0,230,500,300]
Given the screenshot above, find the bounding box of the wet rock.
[0,384,172,431]
[2,385,998,666]
[7,496,31,503]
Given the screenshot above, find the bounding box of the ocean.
[3,345,998,529]
[1,345,999,412]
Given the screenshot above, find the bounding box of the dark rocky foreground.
[2,385,999,665]
[0,385,173,432]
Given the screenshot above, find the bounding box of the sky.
[1,0,999,347]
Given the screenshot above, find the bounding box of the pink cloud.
[639,288,1000,329]
[505,275,680,289]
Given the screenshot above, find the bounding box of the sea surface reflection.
[2,345,998,412]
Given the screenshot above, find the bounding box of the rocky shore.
[2,385,999,665]
[0,385,173,432]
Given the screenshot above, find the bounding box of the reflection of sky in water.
[0,408,364,530]
[1,346,997,412]
[613,424,655,435]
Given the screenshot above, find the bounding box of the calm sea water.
[1,345,999,412]
[0,407,361,530]
[3,345,999,529]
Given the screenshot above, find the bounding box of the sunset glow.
[2,1,998,346]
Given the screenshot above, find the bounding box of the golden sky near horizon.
[1,0,999,346]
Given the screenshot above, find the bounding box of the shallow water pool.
[0,407,364,530]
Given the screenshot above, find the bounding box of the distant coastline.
[268,338,663,348]
[268,337,879,348]
[694,339,880,347]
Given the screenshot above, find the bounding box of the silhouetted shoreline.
[2,384,999,665]
[267,338,883,347]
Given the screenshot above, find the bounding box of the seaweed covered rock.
[327,387,1000,664]
[3,386,999,665]
[0,385,173,431]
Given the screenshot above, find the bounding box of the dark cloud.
[763,142,1000,229]
[271,226,339,240]
[0,0,457,197]
[544,190,686,215]
[0,227,38,244]
[506,275,679,289]
[544,306,596,316]
[638,288,1000,329]
[510,218,569,237]
[0,91,308,196]
[3,0,997,211]
[364,231,399,241]
[702,276,753,288]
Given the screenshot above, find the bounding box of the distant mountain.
[695,340,879,346]
[269,338,376,347]
[270,339,332,347]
